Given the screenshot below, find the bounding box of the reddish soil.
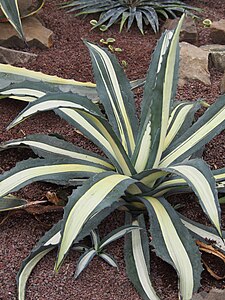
[0,0,225,299]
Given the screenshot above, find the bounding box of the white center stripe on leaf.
[132,220,160,300]
[147,197,194,299]
[135,121,151,172]
[171,165,221,235]
[1,88,45,98]
[160,105,225,167]
[57,174,130,267]
[0,164,104,198]
[164,104,194,150]
[5,140,114,169]
[87,42,135,153]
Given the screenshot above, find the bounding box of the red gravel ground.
[0,0,225,299]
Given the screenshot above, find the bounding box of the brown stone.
[0,46,37,65]
[201,44,225,72]
[192,289,225,300]
[0,16,53,49]
[179,42,211,87]
[210,19,225,44]
[220,72,225,94]
[161,16,198,44]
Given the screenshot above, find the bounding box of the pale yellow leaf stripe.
[146,196,194,299]
[3,140,114,170]
[86,42,135,154]
[18,248,53,300]
[64,109,132,175]
[1,88,45,98]
[134,121,151,173]
[132,220,160,300]
[140,171,168,187]
[7,96,37,102]
[0,164,104,198]
[0,64,95,87]
[9,100,91,128]
[170,165,221,235]
[164,103,194,151]
[153,16,184,168]
[56,174,131,269]
[160,105,225,167]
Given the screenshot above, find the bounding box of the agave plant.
[61,0,200,33]
[1,16,225,299]
[0,0,44,41]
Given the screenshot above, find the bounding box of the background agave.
[61,0,200,33]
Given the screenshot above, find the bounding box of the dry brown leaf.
[196,240,225,280]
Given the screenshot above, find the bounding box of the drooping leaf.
[0,195,27,212]
[0,158,110,198]
[1,134,114,170]
[165,159,222,236]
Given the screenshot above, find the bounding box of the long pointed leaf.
[1,134,114,170]
[124,214,160,300]
[133,16,183,172]
[141,196,202,299]
[74,249,96,279]
[160,94,225,167]
[0,158,109,198]
[165,159,222,236]
[17,220,63,300]
[85,41,138,156]
[55,172,136,271]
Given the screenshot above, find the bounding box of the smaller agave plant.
[61,0,201,33]
[1,15,225,300]
[0,0,44,41]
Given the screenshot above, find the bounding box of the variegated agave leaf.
[125,213,160,300]
[140,197,202,300]
[0,67,144,102]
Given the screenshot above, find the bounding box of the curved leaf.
[124,214,159,300]
[17,220,62,300]
[141,196,202,299]
[1,134,114,170]
[166,159,222,236]
[0,158,109,198]
[85,41,138,157]
[55,172,136,271]
[160,94,225,167]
